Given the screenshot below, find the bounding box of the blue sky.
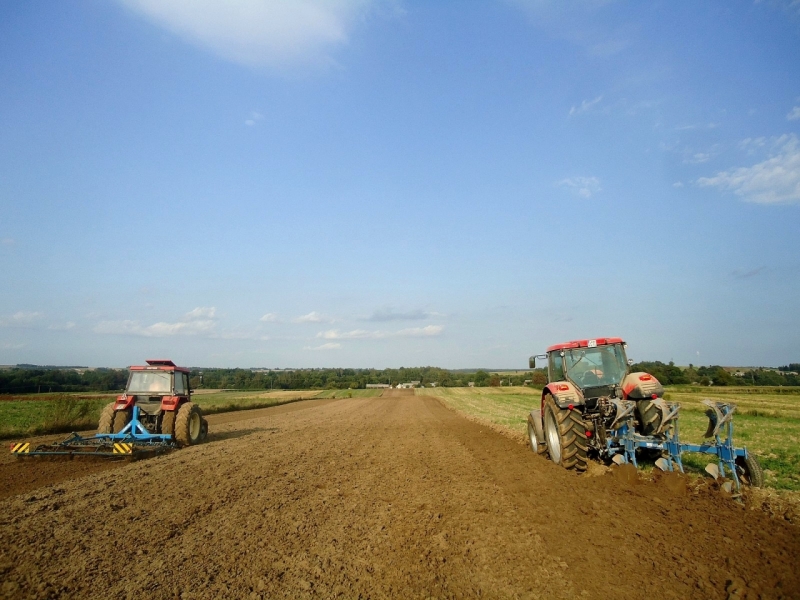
[1,0,799,369]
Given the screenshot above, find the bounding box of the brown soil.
[1,394,798,599]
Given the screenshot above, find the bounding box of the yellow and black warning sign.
[11,442,30,454]
[113,443,133,455]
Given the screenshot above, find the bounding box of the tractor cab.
[549,339,629,399]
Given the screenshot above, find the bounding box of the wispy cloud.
[696,134,800,204]
[731,266,766,279]
[305,342,341,350]
[1,238,15,246]
[787,106,800,121]
[293,311,330,323]
[48,322,76,331]
[0,311,44,327]
[569,95,603,116]
[318,325,443,340]
[94,306,218,337]
[118,0,381,69]
[245,111,264,126]
[556,176,601,198]
[260,312,279,322]
[364,308,433,322]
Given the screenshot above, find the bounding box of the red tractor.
[98,359,208,447]
[526,338,762,489]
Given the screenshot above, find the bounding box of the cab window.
[549,353,565,382]
[174,372,188,395]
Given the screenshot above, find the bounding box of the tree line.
[1,361,798,394]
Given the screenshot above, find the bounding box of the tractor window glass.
[127,371,171,394]
[564,345,627,387]
[174,372,187,395]
[549,354,565,381]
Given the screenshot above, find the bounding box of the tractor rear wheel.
[97,402,115,434]
[736,454,764,487]
[161,410,176,437]
[175,402,204,447]
[636,400,662,436]
[112,408,132,434]
[543,394,588,471]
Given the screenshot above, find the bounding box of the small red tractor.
[527,338,763,490]
[98,359,208,446]
[11,359,207,459]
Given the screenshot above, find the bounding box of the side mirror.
[529,356,536,369]
[627,359,634,366]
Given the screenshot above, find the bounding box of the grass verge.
[420,386,800,491]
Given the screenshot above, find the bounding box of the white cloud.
[685,152,711,164]
[673,181,684,188]
[94,306,218,337]
[556,176,601,198]
[365,307,431,322]
[306,342,342,350]
[185,306,217,319]
[318,324,443,340]
[260,312,278,322]
[118,0,379,69]
[569,95,603,116]
[787,106,800,121]
[696,134,800,204]
[245,111,264,126]
[293,311,329,323]
[0,311,44,327]
[48,322,76,331]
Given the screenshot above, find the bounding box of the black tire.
[175,402,204,447]
[97,402,115,434]
[161,410,176,437]
[636,400,662,436]
[736,454,764,487]
[543,394,588,471]
[112,408,132,434]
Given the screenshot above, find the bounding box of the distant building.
[468,382,475,387]
[366,384,390,389]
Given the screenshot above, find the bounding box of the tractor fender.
[622,372,664,399]
[113,394,134,411]
[542,382,583,410]
[160,395,184,412]
[527,409,546,448]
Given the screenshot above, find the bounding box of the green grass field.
[420,386,800,491]
[0,388,385,440]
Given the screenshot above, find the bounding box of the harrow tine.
[654,457,671,471]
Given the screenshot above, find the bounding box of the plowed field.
[1,392,798,599]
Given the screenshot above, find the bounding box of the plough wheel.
[636,400,662,436]
[97,402,115,434]
[543,394,587,471]
[736,454,764,487]
[112,408,132,434]
[175,402,203,447]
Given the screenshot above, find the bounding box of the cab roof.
[547,338,624,353]
[129,359,190,374]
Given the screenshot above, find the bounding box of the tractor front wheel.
[636,400,662,436]
[736,454,764,487]
[543,394,588,471]
[175,402,204,447]
[97,402,115,434]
